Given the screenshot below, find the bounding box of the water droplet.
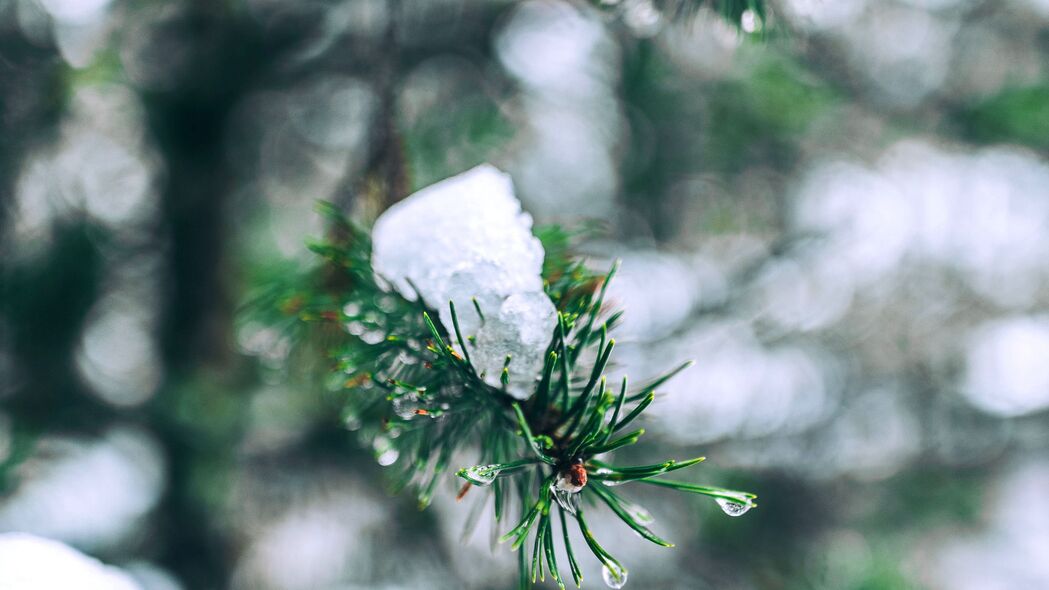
[377,448,399,466]
[740,9,762,34]
[343,415,361,431]
[550,484,579,515]
[395,350,418,366]
[361,330,385,345]
[342,407,362,431]
[373,435,398,466]
[715,494,754,517]
[592,467,625,486]
[461,464,502,486]
[601,563,628,589]
[624,502,654,525]
[555,470,585,493]
[377,296,398,313]
[392,392,420,420]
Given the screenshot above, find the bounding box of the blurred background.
[2,0,1049,588]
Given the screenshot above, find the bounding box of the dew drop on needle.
[602,563,628,589]
[715,496,754,517]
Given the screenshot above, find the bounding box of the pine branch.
[258,203,756,587]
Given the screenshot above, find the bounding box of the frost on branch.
[371,164,557,399]
[0,533,141,590]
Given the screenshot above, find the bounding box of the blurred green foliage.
[705,56,838,174]
[956,84,1049,151]
[404,95,514,191]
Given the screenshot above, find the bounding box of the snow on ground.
[0,533,140,590]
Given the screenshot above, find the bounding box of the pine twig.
[259,208,757,587]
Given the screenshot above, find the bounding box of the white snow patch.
[0,533,141,590]
[371,164,556,399]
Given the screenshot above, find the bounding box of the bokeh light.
[3,0,1048,588]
